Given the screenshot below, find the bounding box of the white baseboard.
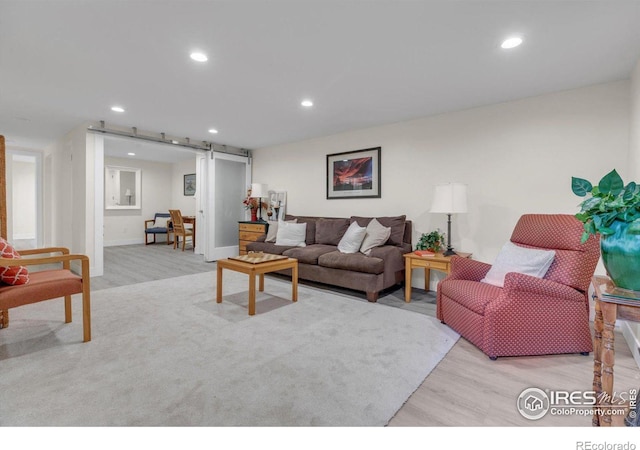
[104,238,145,247]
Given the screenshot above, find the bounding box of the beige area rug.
[0,270,459,426]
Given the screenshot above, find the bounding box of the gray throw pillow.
[360,218,392,255]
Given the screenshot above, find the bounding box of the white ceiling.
[2,0,640,154]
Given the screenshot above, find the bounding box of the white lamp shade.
[250,183,268,198]
[429,183,468,214]
[125,189,132,196]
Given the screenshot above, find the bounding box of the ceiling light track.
[87,121,249,157]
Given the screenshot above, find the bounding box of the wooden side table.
[404,252,471,302]
[591,275,640,426]
[238,221,268,255]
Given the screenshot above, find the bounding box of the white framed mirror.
[105,165,142,210]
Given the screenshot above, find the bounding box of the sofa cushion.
[245,241,297,255]
[275,222,307,247]
[318,251,385,275]
[359,218,391,255]
[337,221,367,253]
[285,215,317,245]
[283,245,337,265]
[350,215,406,246]
[316,218,350,245]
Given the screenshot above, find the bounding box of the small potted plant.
[572,169,640,290]
[416,229,445,253]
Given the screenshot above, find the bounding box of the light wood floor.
[94,244,640,427]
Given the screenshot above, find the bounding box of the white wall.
[171,158,198,216]
[253,81,630,289]
[624,58,640,367]
[103,157,173,246]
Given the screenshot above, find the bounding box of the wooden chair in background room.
[169,209,194,251]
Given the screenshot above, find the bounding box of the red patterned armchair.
[436,214,600,359]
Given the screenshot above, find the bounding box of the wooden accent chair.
[169,209,194,251]
[437,214,600,359]
[0,247,91,342]
[144,212,173,245]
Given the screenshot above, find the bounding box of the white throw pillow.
[275,221,307,247]
[360,218,392,255]
[265,219,297,243]
[337,221,367,254]
[481,241,556,288]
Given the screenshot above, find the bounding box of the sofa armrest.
[446,256,491,282]
[502,272,585,303]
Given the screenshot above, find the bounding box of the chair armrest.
[502,272,585,303]
[17,247,69,256]
[447,256,492,282]
[1,253,90,273]
[144,219,154,229]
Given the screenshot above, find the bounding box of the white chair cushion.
[481,241,556,287]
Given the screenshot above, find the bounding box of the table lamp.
[250,183,268,222]
[429,182,468,256]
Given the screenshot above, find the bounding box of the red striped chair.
[436,214,600,359]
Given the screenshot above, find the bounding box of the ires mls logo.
[517,387,637,420]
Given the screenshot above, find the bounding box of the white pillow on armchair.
[481,241,556,288]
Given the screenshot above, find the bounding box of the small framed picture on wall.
[184,173,196,196]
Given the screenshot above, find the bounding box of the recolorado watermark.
[576,443,636,450]
[516,387,637,420]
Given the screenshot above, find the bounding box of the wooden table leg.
[259,273,264,292]
[248,272,256,315]
[292,263,298,302]
[425,268,431,291]
[600,301,617,427]
[216,264,223,303]
[404,262,412,303]
[593,296,604,426]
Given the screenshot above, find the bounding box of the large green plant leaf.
[598,169,624,196]
[623,182,637,202]
[571,177,592,197]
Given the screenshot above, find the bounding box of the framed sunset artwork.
[326,147,381,199]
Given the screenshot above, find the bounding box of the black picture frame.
[184,173,196,196]
[326,147,381,199]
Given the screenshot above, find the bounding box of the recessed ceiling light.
[190,52,208,62]
[301,100,313,107]
[208,128,218,134]
[127,152,135,156]
[111,106,125,113]
[501,36,523,49]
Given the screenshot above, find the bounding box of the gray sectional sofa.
[245,214,412,301]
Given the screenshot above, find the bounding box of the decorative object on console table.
[404,252,471,302]
[572,169,640,290]
[268,190,287,220]
[429,182,467,256]
[184,173,196,196]
[591,275,640,427]
[326,147,381,199]
[238,221,268,255]
[250,183,268,222]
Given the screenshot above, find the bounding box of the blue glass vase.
[600,220,640,291]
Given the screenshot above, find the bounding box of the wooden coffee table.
[216,255,298,315]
